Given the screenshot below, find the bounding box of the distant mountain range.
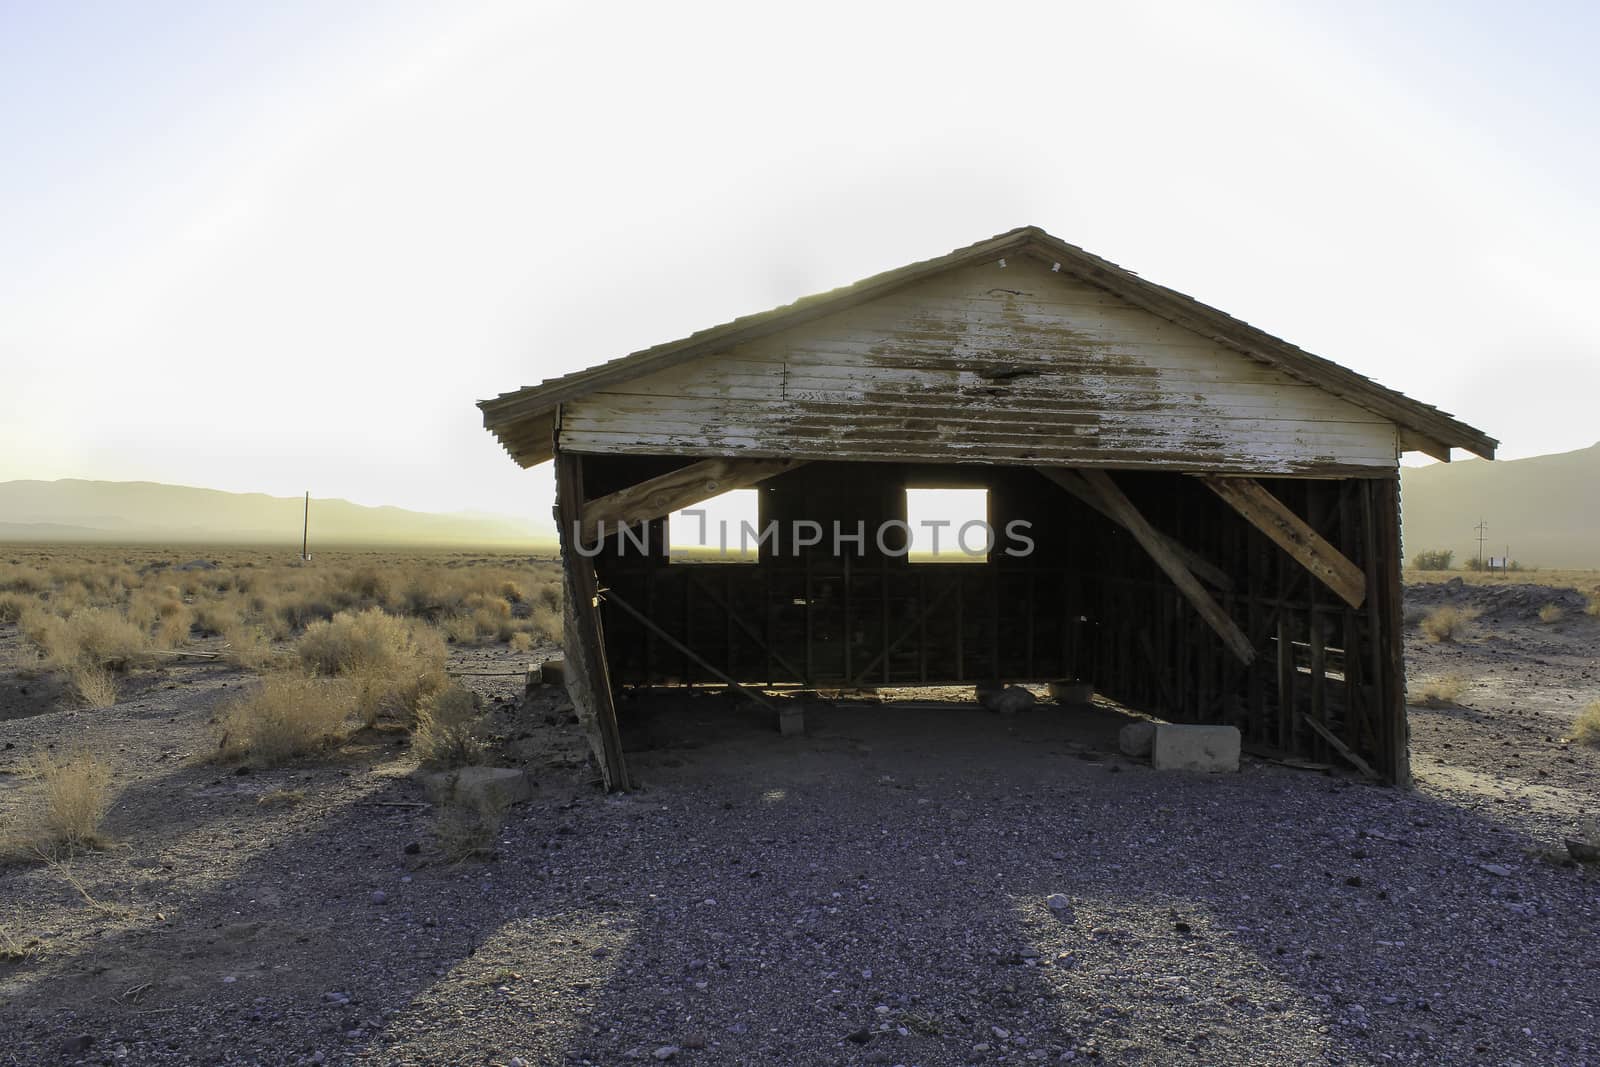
[1401,442,1600,569]
[0,480,557,549]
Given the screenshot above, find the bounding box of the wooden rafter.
[1199,476,1367,609]
[580,457,804,545]
[1035,467,1233,591]
[1078,468,1256,665]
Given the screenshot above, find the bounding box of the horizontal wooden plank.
[562,397,1400,450]
[560,428,1397,475]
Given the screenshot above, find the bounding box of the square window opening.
[905,487,989,563]
[667,489,760,563]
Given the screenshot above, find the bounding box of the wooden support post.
[554,452,631,792]
[1199,476,1366,608]
[1370,478,1412,787]
[580,457,803,545]
[1078,469,1256,666]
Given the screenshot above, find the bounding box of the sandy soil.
[1,581,1598,1066]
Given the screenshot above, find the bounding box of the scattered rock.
[980,685,1036,715]
[652,1045,680,1060]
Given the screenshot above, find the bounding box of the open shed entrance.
[556,455,1407,789]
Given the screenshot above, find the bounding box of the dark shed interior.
[572,455,1408,784]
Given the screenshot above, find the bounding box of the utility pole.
[302,492,312,562]
[1474,518,1487,571]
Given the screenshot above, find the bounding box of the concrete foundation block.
[1118,721,1156,757]
[423,766,534,809]
[1151,724,1240,773]
[779,706,805,737]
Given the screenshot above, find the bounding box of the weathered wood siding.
[559,257,1399,474]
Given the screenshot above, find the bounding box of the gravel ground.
[2,583,1598,1066]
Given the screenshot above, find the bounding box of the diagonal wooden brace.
[1199,476,1367,609]
[580,457,804,546]
[1079,468,1256,666]
[1035,466,1233,591]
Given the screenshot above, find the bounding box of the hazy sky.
[3,1,1596,519]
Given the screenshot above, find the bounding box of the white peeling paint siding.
[559,257,1399,475]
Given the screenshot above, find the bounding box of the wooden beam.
[1034,467,1233,591]
[602,588,774,712]
[1302,713,1379,780]
[1077,468,1256,666]
[1199,476,1367,609]
[555,452,631,792]
[1399,430,1451,462]
[580,457,804,545]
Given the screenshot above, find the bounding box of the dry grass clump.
[1420,605,1476,643]
[69,664,119,709]
[1574,702,1600,748]
[216,674,356,766]
[413,685,487,768]
[256,789,305,809]
[1538,603,1565,624]
[1414,674,1469,707]
[0,924,45,962]
[4,752,114,858]
[0,591,31,623]
[1588,592,1600,618]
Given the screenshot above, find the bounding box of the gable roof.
[480,225,1497,468]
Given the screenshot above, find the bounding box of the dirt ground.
[2,581,1598,1066]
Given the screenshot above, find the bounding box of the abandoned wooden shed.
[480,225,1495,790]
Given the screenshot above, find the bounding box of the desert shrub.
[69,664,118,708]
[1414,674,1468,707]
[1421,605,1474,643]
[154,604,193,649]
[341,565,391,602]
[527,603,561,643]
[0,565,49,594]
[1538,603,1565,624]
[1411,549,1454,571]
[0,591,32,623]
[220,622,279,670]
[508,631,534,653]
[298,607,445,677]
[351,662,448,729]
[191,601,240,637]
[1575,702,1600,748]
[1587,592,1600,618]
[6,752,113,857]
[216,674,356,766]
[21,606,149,669]
[413,685,486,768]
